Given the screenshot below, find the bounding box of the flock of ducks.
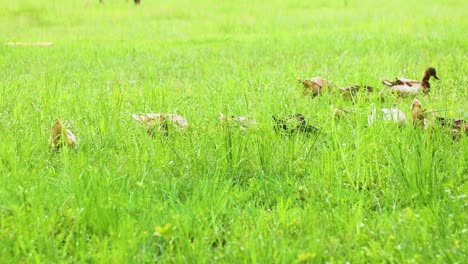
[49,67,466,150]
[298,67,439,100]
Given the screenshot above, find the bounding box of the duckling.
[219,113,257,130]
[132,113,188,137]
[382,67,439,97]
[273,113,319,135]
[49,119,77,150]
[298,77,334,97]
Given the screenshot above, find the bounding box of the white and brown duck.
[382,67,439,97]
[132,113,188,137]
[49,119,77,150]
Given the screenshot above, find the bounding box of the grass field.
[1,0,467,262]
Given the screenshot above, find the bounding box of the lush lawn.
[0,0,467,262]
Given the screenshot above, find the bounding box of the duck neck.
[421,78,431,93]
[421,71,433,86]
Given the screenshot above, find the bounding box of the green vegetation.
[0,0,467,262]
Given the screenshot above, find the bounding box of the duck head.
[424,67,439,80]
[421,67,439,91]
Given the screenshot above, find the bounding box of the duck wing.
[395,77,421,86]
[382,77,420,87]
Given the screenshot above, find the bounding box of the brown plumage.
[436,117,468,136]
[299,77,372,100]
[337,85,374,100]
[411,99,466,138]
[298,77,334,96]
[49,119,77,150]
[411,99,427,127]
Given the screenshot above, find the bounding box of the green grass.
[0,0,467,262]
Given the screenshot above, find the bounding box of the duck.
[436,117,468,136]
[337,85,374,101]
[49,119,77,150]
[411,98,428,127]
[382,67,439,97]
[367,106,407,126]
[272,113,319,135]
[298,77,333,97]
[219,113,257,130]
[411,99,467,137]
[132,113,188,137]
[299,77,373,100]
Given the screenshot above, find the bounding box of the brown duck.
[411,99,467,136]
[298,77,333,96]
[337,85,374,100]
[299,77,372,100]
[49,119,77,150]
[411,98,427,127]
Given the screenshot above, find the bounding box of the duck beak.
[434,74,439,80]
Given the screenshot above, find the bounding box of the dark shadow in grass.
[272,113,320,137]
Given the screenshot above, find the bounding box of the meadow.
[0,0,467,262]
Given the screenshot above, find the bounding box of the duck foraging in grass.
[382,67,439,97]
[411,99,467,137]
[298,77,334,97]
[273,113,319,135]
[219,113,257,130]
[132,113,188,137]
[49,119,77,150]
[299,77,373,100]
[411,98,428,128]
[436,117,468,136]
[337,84,374,101]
